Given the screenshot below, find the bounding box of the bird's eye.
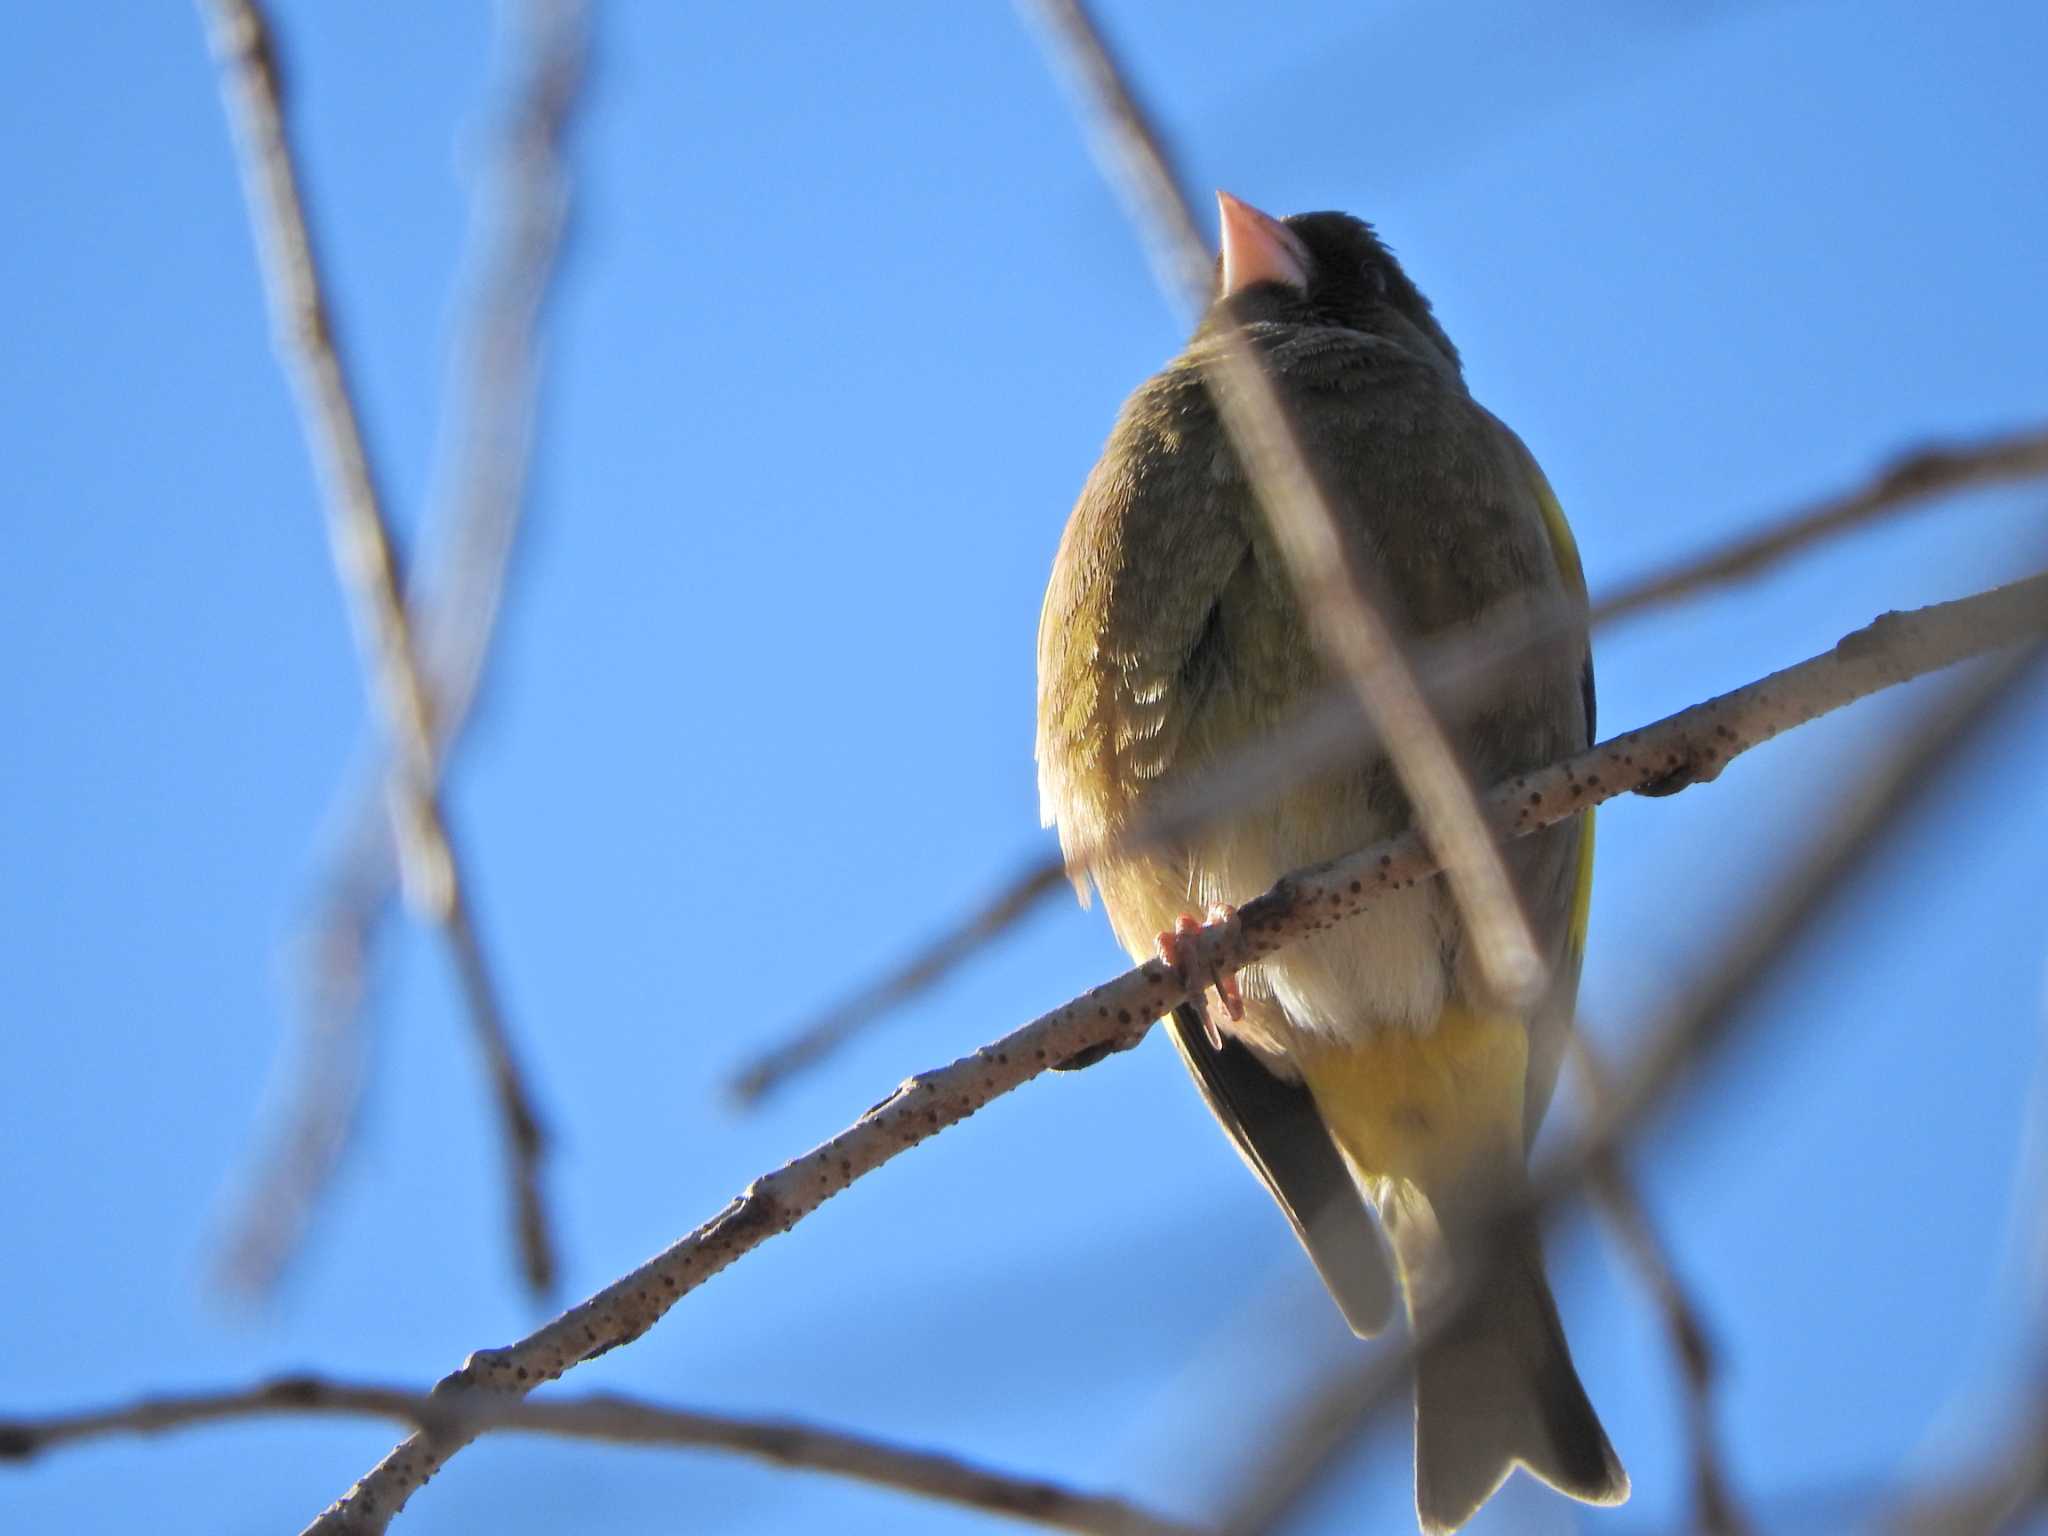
[1362,263,1389,297]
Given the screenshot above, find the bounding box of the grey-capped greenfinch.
[1035,192,1626,1534]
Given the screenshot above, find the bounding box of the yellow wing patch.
[1495,417,1596,962]
[1508,432,1587,605]
[1569,809,1596,960]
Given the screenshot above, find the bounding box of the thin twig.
[214,850,387,1298]
[1019,0,1547,1011]
[1219,627,2048,1536]
[410,0,588,727]
[1613,1417,2048,1535]
[0,1377,1196,1536]
[195,0,450,944]
[728,862,1072,1103]
[196,0,564,1295]
[1571,1039,1750,1535]
[1592,423,2048,626]
[1885,1397,2048,1536]
[1210,1355,1400,1536]
[304,575,2046,1533]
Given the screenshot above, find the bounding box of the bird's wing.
[1487,417,1597,1144]
[1034,375,1258,899]
[1164,1004,1396,1336]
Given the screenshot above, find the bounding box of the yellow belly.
[1294,1004,1528,1212]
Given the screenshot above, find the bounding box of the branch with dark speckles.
[0,1378,1196,1536]
[302,571,2046,1534]
[730,417,2048,1107]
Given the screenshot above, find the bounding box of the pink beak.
[1216,190,1309,297]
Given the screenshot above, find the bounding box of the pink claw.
[1156,906,1244,1051]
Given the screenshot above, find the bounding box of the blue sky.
[3,3,2045,1533]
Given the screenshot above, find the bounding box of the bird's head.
[1202,192,1461,376]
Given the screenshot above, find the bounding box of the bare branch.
[0,1377,1196,1536]
[728,862,1071,1103]
[1213,1356,1396,1536]
[1884,1400,2048,1536]
[214,852,386,1297]
[195,0,449,937]
[195,0,564,1295]
[1019,0,1547,1010]
[411,0,587,724]
[1593,423,2048,626]
[1011,0,1209,307]
[305,574,2045,1532]
[1609,1408,2048,1535]
[731,428,2048,1106]
[1571,1040,1750,1535]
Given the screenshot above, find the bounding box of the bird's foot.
[1052,906,1245,1072]
[1159,907,1244,1051]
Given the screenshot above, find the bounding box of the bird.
[1035,191,1627,1534]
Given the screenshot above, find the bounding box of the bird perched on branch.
[1035,192,1626,1534]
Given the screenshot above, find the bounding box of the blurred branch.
[305,574,2045,1533]
[729,861,1070,1102]
[194,0,458,984]
[1600,1408,2048,1535]
[730,399,2048,1106]
[1662,1386,2048,1534]
[216,0,588,1304]
[1012,0,1208,304]
[1571,1039,1750,1535]
[197,0,582,1297]
[1592,423,2048,626]
[0,1378,1196,1536]
[215,851,386,1297]
[1019,0,1547,1012]
[1212,1355,1397,1536]
[1219,620,2048,1536]
[409,0,587,724]
[1885,1395,2048,1535]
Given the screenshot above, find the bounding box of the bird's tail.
[1410,1214,1628,1535]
